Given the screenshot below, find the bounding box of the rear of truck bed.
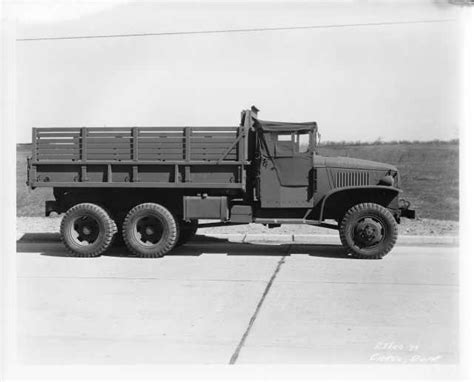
[27,126,249,190]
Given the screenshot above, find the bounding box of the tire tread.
[60,203,115,257]
[339,202,398,259]
[122,203,178,258]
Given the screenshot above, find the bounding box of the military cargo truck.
[26,106,415,259]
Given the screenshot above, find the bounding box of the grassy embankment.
[17,141,458,221]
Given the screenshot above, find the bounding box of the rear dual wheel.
[122,203,179,258]
[60,203,117,257]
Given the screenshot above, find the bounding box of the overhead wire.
[16,18,455,42]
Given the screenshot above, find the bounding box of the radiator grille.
[334,170,370,187]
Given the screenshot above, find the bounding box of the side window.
[297,133,310,153]
[275,133,296,155]
[274,132,311,155]
[277,134,292,142]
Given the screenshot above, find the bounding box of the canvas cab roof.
[254,118,317,133]
[241,106,318,133]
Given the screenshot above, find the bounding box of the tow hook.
[399,198,416,219]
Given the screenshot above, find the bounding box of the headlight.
[378,175,395,186]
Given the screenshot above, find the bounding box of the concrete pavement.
[16,235,458,365]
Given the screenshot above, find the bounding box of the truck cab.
[253,117,316,208]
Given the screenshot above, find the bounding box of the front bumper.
[399,199,415,219]
[400,208,416,219]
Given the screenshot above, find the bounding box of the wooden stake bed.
[28,126,249,190]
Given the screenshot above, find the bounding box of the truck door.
[258,130,314,208]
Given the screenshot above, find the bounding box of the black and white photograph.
[1,0,473,380]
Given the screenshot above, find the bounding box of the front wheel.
[339,203,398,259]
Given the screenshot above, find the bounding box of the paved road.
[16,235,458,365]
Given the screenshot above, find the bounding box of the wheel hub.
[72,216,99,245]
[136,216,163,245]
[355,218,383,247]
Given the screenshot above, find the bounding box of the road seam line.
[228,245,290,364]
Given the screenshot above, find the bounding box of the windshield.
[297,132,310,152]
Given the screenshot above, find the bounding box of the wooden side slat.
[86,133,132,138]
[137,138,185,143]
[86,157,132,160]
[32,159,245,165]
[138,144,184,148]
[190,127,237,131]
[34,128,81,133]
[86,127,132,132]
[193,153,237,156]
[87,142,132,146]
[37,138,80,143]
[137,150,187,153]
[37,133,81,137]
[87,143,132,150]
[138,132,185,137]
[37,156,78,160]
[37,149,79,155]
[37,144,80,149]
[137,144,184,149]
[137,156,237,161]
[190,138,236,143]
[35,126,236,132]
[191,133,236,137]
[138,127,185,132]
[87,156,133,160]
[86,152,132,155]
[86,148,132,153]
[138,153,183,158]
[37,152,79,156]
[86,137,132,142]
[137,148,235,154]
[137,126,236,131]
[193,148,237,153]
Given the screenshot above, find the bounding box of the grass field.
[17,142,459,220]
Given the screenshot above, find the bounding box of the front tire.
[60,203,117,257]
[339,203,398,259]
[122,203,179,258]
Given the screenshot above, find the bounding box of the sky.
[13,0,462,143]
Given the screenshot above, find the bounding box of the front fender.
[318,185,401,221]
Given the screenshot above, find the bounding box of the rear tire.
[339,203,398,259]
[122,203,178,258]
[60,203,116,257]
[176,220,198,247]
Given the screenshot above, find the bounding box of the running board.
[196,220,339,230]
[253,218,339,230]
[197,222,247,228]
